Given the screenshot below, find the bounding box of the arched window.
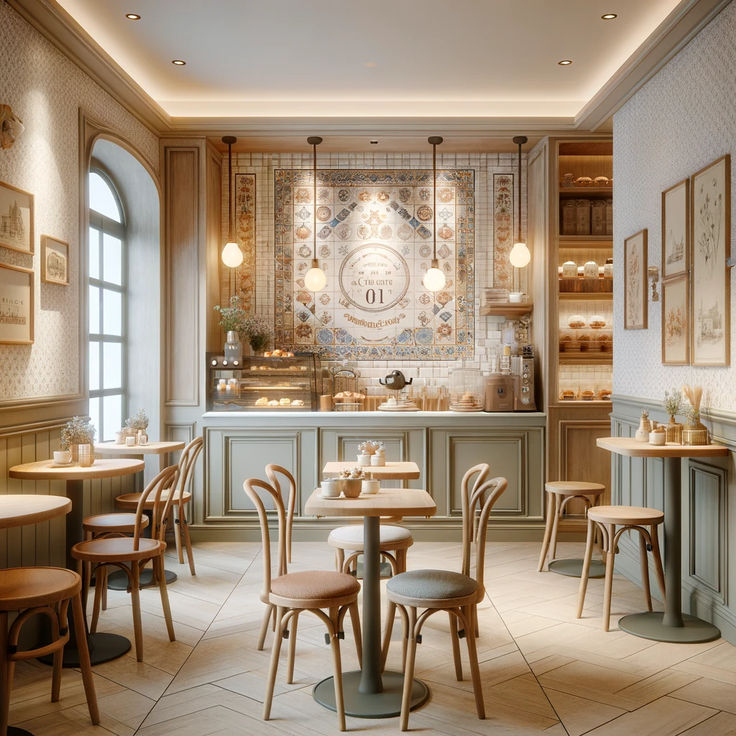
[88,169,126,441]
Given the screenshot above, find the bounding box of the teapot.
[379,370,412,391]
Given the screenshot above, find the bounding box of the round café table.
[8,458,143,666]
[94,441,185,589]
[1,494,72,736]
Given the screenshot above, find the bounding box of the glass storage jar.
[449,368,485,412]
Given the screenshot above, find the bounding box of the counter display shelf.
[207,353,320,411]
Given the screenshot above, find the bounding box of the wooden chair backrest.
[460,463,490,574]
[171,437,203,510]
[243,476,286,598]
[134,465,179,548]
[264,464,297,569]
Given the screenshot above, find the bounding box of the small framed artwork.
[691,154,730,366]
[662,275,689,365]
[624,229,648,330]
[661,178,688,279]
[0,262,34,344]
[41,235,69,285]
[0,180,34,254]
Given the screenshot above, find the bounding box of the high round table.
[597,437,728,643]
[8,458,143,665]
[1,494,72,736]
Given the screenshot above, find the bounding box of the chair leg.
[463,605,485,719]
[101,562,108,611]
[154,556,176,642]
[0,611,11,735]
[263,607,285,721]
[71,592,100,725]
[381,600,397,672]
[286,611,299,684]
[650,524,666,602]
[602,524,616,632]
[173,507,184,565]
[537,491,555,571]
[181,513,196,576]
[90,565,106,634]
[335,547,345,573]
[449,611,463,681]
[576,517,596,619]
[639,530,653,612]
[400,606,419,732]
[257,604,274,651]
[328,607,347,732]
[51,641,62,702]
[549,492,562,562]
[130,563,144,661]
[348,601,362,668]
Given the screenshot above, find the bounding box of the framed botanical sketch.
[0,262,34,344]
[624,229,647,330]
[662,275,689,365]
[41,235,69,285]
[661,178,688,279]
[0,181,34,254]
[691,154,730,366]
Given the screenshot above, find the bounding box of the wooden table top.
[304,487,436,518]
[94,440,185,456]
[597,436,729,458]
[322,460,420,480]
[0,494,72,529]
[9,458,144,481]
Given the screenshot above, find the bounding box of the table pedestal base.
[548,558,606,578]
[9,726,34,736]
[40,632,131,667]
[106,567,177,590]
[313,670,429,718]
[618,611,720,643]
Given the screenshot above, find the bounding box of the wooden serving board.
[377,403,420,412]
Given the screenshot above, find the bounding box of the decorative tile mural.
[233,173,256,312]
[274,168,475,359]
[493,173,514,289]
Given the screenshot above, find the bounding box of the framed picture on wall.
[624,229,647,330]
[0,180,34,254]
[41,235,69,285]
[0,262,34,344]
[661,178,688,279]
[691,154,730,366]
[662,275,689,365]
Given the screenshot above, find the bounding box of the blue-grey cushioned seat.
[386,569,477,600]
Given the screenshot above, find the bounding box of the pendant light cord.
[433,139,437,261]
[228,141,233,242]
[512,135,528,243]
[313,139,317,260]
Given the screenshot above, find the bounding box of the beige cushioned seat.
[270,570,360,600]
[386,569,478,600]
[328,524,411,548]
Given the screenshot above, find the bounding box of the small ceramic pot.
[361,479,380,495]
[320,479,341,498]
[342,479,362,498]
[53,450,71,465]
[649,431,666,446]
[357,453,372,466]
[370,454,385,466]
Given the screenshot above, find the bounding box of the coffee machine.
[511,346,536,411]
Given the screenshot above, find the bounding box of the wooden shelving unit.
[558,292,612,300]
[480,303,533,318]
[559,352,612,365]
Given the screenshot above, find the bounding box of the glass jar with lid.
[449,368,485,412]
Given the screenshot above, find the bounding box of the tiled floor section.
[7,540,736,735]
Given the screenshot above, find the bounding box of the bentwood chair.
[385,470,507,731]
[72,465,179,662]
[244,473,362,731]
[115,437,203,574]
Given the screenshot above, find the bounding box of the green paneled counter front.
[195,411,546,541]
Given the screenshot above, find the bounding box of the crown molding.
[576,0,732,131]
[6,0,171,133]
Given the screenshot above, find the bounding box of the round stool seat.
[328,524,412,551]
[588,505,664,526]
[0,567,80,610]
[84,512,149,534]
[545,480,606,496]
[387,569,478,602]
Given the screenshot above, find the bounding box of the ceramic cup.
[320,478,341,498]
[342,479,362,498]
[357,453,372,466]
[53,450,71,465]
[370,454,385,466]
[361,479,380,495]
[125,435,136,447]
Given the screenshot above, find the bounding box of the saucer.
[50,461,74,467]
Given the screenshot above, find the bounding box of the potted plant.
[60,416,96,461]
[242,314,272,354]
[663,388,683,443]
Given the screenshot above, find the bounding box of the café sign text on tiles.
[274,169,475,359]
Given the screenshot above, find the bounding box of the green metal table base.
[548,558,606,578]
[618,611,720,643]
[107,566,177,590]
[313,671,429,718]
[40,631,131,668]
[9,727,34,735]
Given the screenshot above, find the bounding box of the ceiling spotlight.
[125,13,141,20]
[172,59,186,66]
[601,13,618,20]
[558,59,573,66]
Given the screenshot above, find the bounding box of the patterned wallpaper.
[0,2,159,403]
[612,0,736,412]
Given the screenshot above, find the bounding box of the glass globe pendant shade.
[221,240,244,268]
[509,241,531,268]
[304,259,326,291]
[423,259,446,292]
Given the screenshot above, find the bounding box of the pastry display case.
[207,353,320,411]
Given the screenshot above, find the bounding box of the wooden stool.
[538,480,606,576]
[577,505,666,631]
[0,567,99,734]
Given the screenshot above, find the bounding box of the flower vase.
[224,331,242,364]
[69,444,79,462]
[665,415,683,444]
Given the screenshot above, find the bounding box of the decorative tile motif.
[274,168,475,359]
[493,173,514,289]
[233,173,256,313]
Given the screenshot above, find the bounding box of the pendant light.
[423,136,446,292]
[303,136,327,292]
[221,135,244,268]
[509,135,531,269]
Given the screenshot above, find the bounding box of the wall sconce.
[648,265,659,301]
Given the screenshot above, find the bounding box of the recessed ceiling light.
[601,13,618,20]
[125,13,141,20]
[363,61,377,68]
[370,140,378,145]
[558,59,573,66]
[172,59,186,66]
